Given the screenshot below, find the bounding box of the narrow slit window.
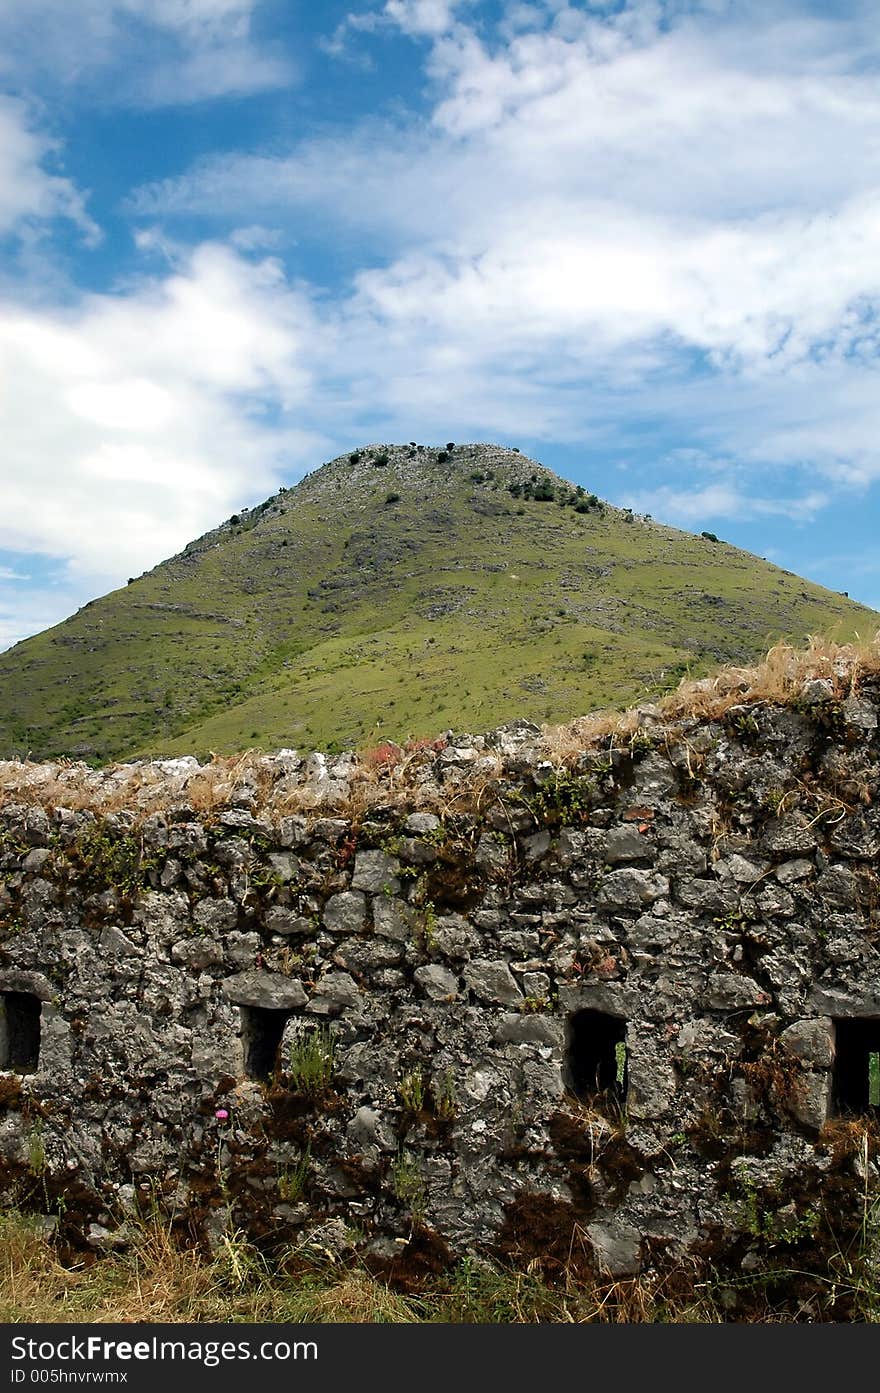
[0,992,41,1073]
[833,1019,880,1116]
[240,1006,290,1081]
[565,1008,627,1105]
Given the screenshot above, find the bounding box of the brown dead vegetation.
[2,634,879,825]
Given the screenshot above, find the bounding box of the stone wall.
[1,678,880,1287]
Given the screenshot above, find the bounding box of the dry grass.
[3,1206,878,1323]
[543,631,880,760]
[0,1210,723,1324]
[0,1213,421,1324]
[2,634,879,826]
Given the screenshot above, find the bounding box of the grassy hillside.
[0,442,875,762]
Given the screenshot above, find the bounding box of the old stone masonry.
[2,676,880,1283]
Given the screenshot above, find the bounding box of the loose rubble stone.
[604,825,656,865]
[351,850,401,895]
[463,959,523,1005]
[222,972,308,1010]
[780,1019,834,1068]
[598,868,669,910]
[587,1220,643,1277]
[704,974,771,1010]
[323,890,367,933]
[414,964,459,1000]
[193,898,238,933]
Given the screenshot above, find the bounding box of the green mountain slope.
[1,443,876,762]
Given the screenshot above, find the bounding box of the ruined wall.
[2,677,880,1288]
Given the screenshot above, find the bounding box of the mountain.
[0,442,875,763]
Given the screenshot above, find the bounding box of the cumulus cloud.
[129,3,880,520]
[0,241,330,644]
[383,0,471,37]
[135,1,880,381]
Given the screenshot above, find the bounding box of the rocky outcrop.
[1,680,880,1286]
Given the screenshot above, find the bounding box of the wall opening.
[240,1006,290,1081]
[833,1018,880,1115]
[0,992,41,1073]
[564,1009,627,1105]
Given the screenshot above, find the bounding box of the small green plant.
[728,1160,819,1249]
[419,900,438,950]
[244,862,286,900]
[628,728,655,754]
[399,1067,425,1114]
[615,1040,627,1090]
[519,996,548,1014]
[529,768,595,825]
[391,1150,425,1220]
[68,825,155,898]
[288,1026,335,1096]
[26,1120,46,1178]
[730,711,760,741]
[762,787,787,815]
[713,906,745,934]
[431,1069,457,1120]
[278,1145,310,1203]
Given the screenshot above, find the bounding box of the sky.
[3,0,880,652]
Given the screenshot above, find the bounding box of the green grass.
[0,442,875,761]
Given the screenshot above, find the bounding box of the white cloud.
[620,480,829,526]
[136,1,880,379]
[0,241,329,642]
[0,97,97,241]
[138,42,291,105]
[0,0,292,104]
[383,0,469,37]
[320,1,467,63]
[0,587,72,657]
[121,0,255,41]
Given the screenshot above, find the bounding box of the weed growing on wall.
[391,1150,425,1221]
[288,1026,335,1096]
[527,769,595,826]
[399,1068,425,1114]
[25,1121,45,1179]
[278,1146,311,1204]
[67,824,155,898]
[431,1069,457,1120]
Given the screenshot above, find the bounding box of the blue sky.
[3,0,880,651]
